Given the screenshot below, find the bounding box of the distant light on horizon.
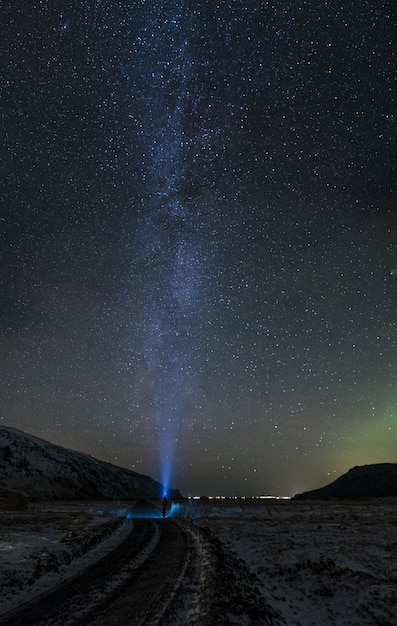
[187,494,292,501]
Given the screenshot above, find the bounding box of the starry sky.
[1,1,396,497]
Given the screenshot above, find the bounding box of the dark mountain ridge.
[294,463,397,499]
[0,426,182,502]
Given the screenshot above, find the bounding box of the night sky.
[1,1,396,497]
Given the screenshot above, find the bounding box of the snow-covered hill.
[0,426,181,502]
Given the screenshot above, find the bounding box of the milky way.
[1,1,396,496]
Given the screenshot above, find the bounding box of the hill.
[0,426,182,502]
[294,463,397,499]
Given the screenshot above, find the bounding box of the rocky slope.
[0,426,181,502]
[294,463,397,499]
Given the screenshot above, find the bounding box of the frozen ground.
[0,501,134,618]
[189,498,397,625]
[1,499,396,625]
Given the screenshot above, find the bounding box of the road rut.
[0,519,196,626]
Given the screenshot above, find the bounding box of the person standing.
[162,495,168,518]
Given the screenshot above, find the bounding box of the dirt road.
[88,519,197,626]
[0,519,198,626]
[0,515,282,626]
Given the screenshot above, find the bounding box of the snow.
[1,499,396,625]
[0,425,167,501]
[0,502,132,617]
[190,499,397,625]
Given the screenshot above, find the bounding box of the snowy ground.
[0,501,133,618]
[188,498,397,626]
[1,499,396,625]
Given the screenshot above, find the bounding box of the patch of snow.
[1,499,397,625]
[0,503,132,617]
[191,500,397,625]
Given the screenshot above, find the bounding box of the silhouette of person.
[162,495,168,518]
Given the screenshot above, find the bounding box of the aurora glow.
[1,0,396,497]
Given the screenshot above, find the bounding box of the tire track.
[88,520,196,626]
[0,519,158,626]
[0,516,284,626]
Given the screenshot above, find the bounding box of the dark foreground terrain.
[1,499,396,625]
[0,501,280,625]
